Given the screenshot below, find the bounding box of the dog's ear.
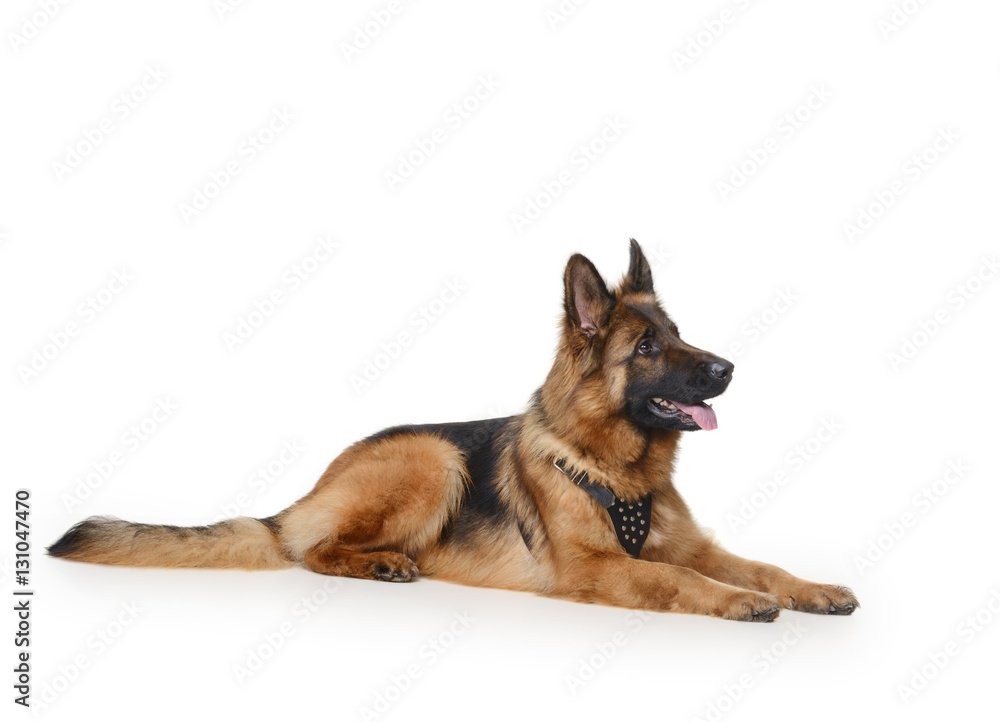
[564,254,613,338]
[623,238,654,295]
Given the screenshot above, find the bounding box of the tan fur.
[50,241,857,622]
[50,517,294,570]
[280,434,468,564]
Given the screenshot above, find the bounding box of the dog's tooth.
[666,402,677,410]
[652,397,663,404]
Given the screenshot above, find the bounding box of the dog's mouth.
[648,397,718,430]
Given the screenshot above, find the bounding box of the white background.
[2,1,999,721]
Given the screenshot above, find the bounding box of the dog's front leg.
[685,545,858,615]
[553,554,782,622]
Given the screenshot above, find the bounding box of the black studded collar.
[553,458,652,558]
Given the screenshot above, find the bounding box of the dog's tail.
[47,515,295,570]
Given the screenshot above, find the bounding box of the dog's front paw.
[782,583,858,615]
[722,590,781,623]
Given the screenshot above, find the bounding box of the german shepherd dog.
[50,241,858,622]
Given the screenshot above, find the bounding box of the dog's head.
[554,239,734,433]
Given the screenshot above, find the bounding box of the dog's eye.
[637,341,653,355]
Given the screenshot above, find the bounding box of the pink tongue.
[671,400,718,431]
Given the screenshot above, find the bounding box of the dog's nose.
[707,360,734,381]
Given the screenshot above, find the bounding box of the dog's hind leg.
[303,539,419,582]
[279,432,468,581]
